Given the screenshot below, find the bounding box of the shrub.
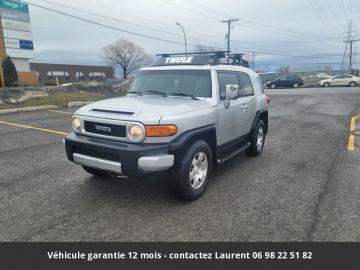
[2,56,18,87]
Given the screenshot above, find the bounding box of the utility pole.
[252,51,255,70]
[342,20,360,74]
[222,18,239,52]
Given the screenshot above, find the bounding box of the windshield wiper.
[144,90,167,97]
[128,91,143,95]
[170,93,200,100]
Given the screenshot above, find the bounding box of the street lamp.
[176,22,187,55]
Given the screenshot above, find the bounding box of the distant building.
[30,63,114,84]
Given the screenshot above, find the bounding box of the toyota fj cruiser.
[65,52,269,200]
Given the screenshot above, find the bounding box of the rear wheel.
[171,140,212,201]
[292,82,299,88]
[246,120,266,156]
[82,166,110,177]
[323,82,330,87]
[270,83,276,89]
[349,81,356,87]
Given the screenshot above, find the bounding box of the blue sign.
[19,40,33,50]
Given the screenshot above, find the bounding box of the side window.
[217,72,240,99]
[238,73,254,96]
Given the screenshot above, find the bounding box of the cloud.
[28,0,355,70]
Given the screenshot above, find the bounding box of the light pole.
[176,22,187,55]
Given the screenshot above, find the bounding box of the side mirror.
[225,84,239,100]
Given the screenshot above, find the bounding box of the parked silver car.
[319,74,360,87]
[64,53,270,200]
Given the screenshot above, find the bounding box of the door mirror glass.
[225,84,239,100]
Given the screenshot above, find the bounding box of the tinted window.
[130,70,212,97]
[277,75,288,80]
[217,72,240,99]
[287,73,301,79]
[238,73,254,96]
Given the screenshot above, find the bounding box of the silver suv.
[65,52,270,200]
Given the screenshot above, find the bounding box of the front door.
[216,72,256,147]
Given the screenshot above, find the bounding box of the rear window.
[238,73,254,96]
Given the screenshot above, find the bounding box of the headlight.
[128,124,145,142]
[72,116,81,132]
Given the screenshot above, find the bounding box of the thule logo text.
[165,56,194,64]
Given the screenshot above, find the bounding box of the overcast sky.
[28,0,360,70]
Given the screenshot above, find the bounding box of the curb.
[0,101,91,115]
[0,105,58,115]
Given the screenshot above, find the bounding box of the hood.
[76,95,214,123]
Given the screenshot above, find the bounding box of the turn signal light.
[145,125,177,137]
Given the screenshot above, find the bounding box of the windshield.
[129,70,212,97]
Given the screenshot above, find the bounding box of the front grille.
[73,146,119,162]
[84,121,126,138]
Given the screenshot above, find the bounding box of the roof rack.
[153,51,249,68]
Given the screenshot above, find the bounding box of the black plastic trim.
[65,132,170,177]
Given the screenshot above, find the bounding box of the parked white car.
[318,74,360,87]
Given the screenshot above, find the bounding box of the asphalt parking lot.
[0,87,359,241]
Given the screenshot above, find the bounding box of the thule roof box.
[153,51,249,68]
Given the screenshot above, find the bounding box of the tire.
[170,140,212,201]
[270,83,276,89]
[292,82,299,88]
[82,166,110,177]
[349,81,356,87]
[323,82,330,87]
[246,120,266,157]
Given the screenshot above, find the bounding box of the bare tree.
[277,66,290,74]
[103,39,151,79]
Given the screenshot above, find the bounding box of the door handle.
[241,103,248,110]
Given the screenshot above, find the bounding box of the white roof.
[141,64,258,76]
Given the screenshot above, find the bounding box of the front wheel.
[270,83,276,89]
[170,140,212,201]
[246,120,266,156]
[323,82,330,87]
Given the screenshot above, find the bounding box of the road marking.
[48,109,74,115]
[0,120,68,136]
[348,116,358,151]
[348,134,355,151]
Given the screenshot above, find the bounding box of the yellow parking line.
[348,116,357,151]
[48,109,74,115]
[350,117,356,132]
[0,120,68,136]
[348,134,355,151]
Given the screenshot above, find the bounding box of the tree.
[103,39,151,79]
[2,56,18,87]
[277,66,290,74]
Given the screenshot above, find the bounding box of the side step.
[217,141,251,164]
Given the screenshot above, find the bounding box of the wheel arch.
[251,109,268,135]
[169,125,217,164]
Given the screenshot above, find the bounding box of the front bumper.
[65,132,174,177]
